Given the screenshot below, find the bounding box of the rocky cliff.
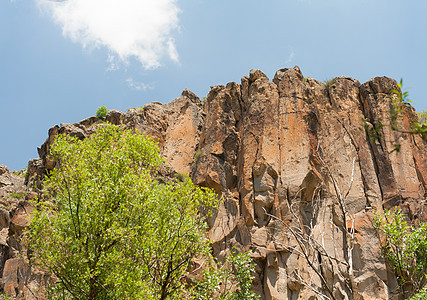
[1,66,426,299]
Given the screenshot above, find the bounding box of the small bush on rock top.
[95,105,107,119]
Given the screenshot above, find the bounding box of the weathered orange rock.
[18,66,427,300]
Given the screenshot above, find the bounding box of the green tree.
[95,106,107,120]
[28,125,218,299]
[374,209,427,299]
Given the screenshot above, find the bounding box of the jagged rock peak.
[5,66,427,299]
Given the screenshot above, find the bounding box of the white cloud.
[106,54,120,72]
[38,0,181,69]
[285,51,295,64]
[125,78,153,91]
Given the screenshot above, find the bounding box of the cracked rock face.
[16,67,427,299]
[0,166,50,299]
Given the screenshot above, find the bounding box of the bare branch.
[263,208,337,300]
[262,148,362,299]
[281,271,330,300]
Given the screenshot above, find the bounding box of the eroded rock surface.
[191,67,425,299]
[0,166,49,299]
[10,67,427,299]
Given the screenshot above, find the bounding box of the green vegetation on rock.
[7,192,26,199]
[374,209,427,299]
[28,125,256,300]
[193,248,257,300]
[95,105,107,120]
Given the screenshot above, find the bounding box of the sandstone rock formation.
[0,166,49,299]
[3,66,427,299]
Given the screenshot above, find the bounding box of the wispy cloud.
[37,0,181,70]
[125,78,154,91]
[285,51,295,64]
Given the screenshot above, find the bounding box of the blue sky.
[1,0,426,170]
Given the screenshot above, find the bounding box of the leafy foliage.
[193,149,202,164]
[417,110,427,126]
[409,286,427,300]
[323,77,336,90]
[0,293,11,300]
[12,167,27,177]
[28,125,220,300]
[7,192,26,199]
[363,80,426,153]
[193,249,257,300]
[389,80,412,130]
[95,106,107,119]
[374,209,427,299]
[125,175,216,299]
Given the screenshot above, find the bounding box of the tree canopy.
[28,125,221,299]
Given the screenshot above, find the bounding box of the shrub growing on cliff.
[418,110,427,126]
[374,209,427,299]
[28,125,223,299]
[410,287,427,300]
[95,105,107,119]
[193,249,257,300]
[363,81,427,153]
